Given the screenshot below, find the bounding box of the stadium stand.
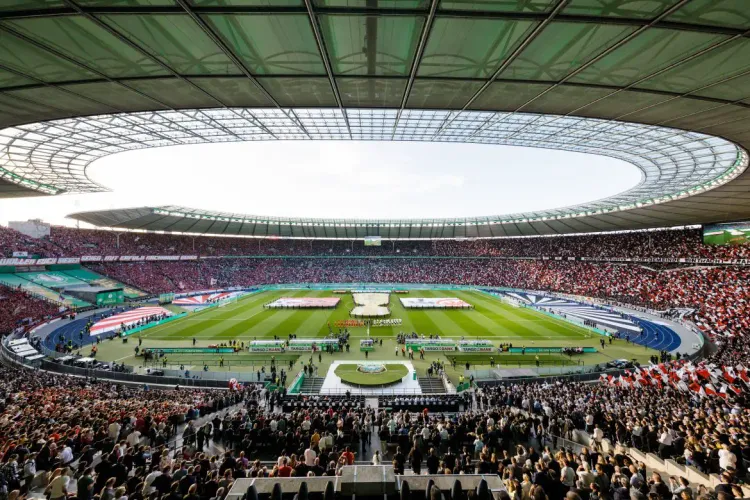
[2,226,750,260]
[0,284,59,335]
[1,234,750,500]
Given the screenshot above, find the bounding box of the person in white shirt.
[658,428,674,458]
[371,450,381,465]
[718,444,737,470]
[108,421,121,440]
[143,469,162,495]
[304,447,316,466]
[47,468,70,500]
[127,430,141,447]
[592,425,604,444]
[421,427,431,441]
[561,460,576,488]
[577,463,595,488]
[584,414,594,433]
[59,445,74,464]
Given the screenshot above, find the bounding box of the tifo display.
[90,306,172,336]
[265,297,340,309]
[351,293,390,317]
[399,297,473,309]
[173,292,231,305]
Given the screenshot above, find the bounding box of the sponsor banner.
[81,256,103,262]
[406,340,457,351]
[250,346,285,352]
[12,251,28,258]
[96,290,124,306]
[458,346,494,352]
[400,297,472,308]
[267,297,340,308]
[289,338,339,351]
[35,258,57,265]
[458,340,495,352]
[90,306,171,336]
[249,340,286,353]
[145,255,181,261]
[120,255,145,262]
[411,345,456,352]
[57,257,81,264]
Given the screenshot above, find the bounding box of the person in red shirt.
[342,446,355,465]
[277,458,292,477]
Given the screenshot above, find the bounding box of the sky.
[0,141,641,227]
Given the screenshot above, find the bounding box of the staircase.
[417,377,446,393]
[300,376,325,394]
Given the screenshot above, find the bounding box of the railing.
[546,434,588,454]
[297,387,431,396]
[0,335,238,388]
[38,359,234,388]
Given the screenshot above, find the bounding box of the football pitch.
[96,289,658,384]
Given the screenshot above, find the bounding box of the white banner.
[12,251,28,258]
[57,257,81,264]
[180,255,199,260]
[120,255,146,261]
[267,297,340,308]
[400,297,472,308]
[81,256,103,262]
[145,255,181,261]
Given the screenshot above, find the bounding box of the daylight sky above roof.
[0,141,639,226]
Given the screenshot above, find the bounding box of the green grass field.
[96,289,658,385]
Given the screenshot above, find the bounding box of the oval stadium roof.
[2,0,750,236]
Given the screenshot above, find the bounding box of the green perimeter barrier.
[508,347,597,354]
[123,312,187,336]
[145,347,235,354]
[47,264,81,271]
[288,372,306,394]
[456,381,471,392]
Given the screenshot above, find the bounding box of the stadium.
[1,2,750,500]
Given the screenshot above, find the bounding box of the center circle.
[357,364,386,374]
[334,363,409,386]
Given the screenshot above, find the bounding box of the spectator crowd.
[0,227,748,500]
[2,226,750,261]
[0,285,60,336]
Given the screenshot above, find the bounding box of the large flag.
[737,365,750,384]
[723,366,737,384]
